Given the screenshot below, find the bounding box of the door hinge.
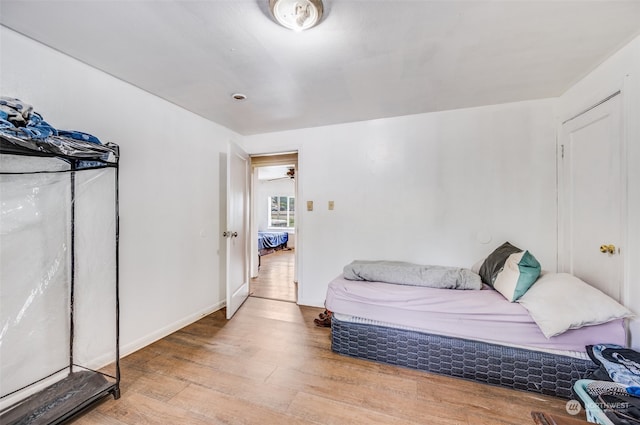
[561,144,565,159]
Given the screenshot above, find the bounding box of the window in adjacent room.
[269,195,295,228]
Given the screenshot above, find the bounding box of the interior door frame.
[557,90,627,304]
[249,151,301,301]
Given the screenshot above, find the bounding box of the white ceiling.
[1,1,640,136]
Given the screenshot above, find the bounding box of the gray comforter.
[343,260,482,290]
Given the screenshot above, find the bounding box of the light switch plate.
[307,200,313,211]
[328,201,334,210]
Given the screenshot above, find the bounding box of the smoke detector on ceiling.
[269,0,324,31]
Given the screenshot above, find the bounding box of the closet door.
[558,94,624,301]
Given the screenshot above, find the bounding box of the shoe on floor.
[314,317,331,327]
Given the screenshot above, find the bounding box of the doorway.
[250,153,298,303]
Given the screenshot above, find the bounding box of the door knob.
[223,231,231,238]
[231,231,238,238]
[600,244,616,254]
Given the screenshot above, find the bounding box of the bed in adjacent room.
[326,243,632,398]
[258,231,288,254]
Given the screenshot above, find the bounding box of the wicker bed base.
[331,317,597,398]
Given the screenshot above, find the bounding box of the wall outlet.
[328,201,334,210]
[307,200,313,211]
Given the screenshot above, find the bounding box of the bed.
[257,231,289,268]
[258,231,288,255]
[325,271,629,399]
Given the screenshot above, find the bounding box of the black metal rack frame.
[0,134,120,424]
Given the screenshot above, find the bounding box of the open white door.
[559,93,624,302]
[225,141,250,319]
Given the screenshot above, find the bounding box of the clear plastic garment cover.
[0,133,120,424]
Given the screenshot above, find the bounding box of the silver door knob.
[231,232,238,238]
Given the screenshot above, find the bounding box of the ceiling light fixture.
[269,0,324,31]
[231,93,247,101]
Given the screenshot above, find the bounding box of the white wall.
[559,34,640,349]
[0,27,238,357]
[242,99,558,307]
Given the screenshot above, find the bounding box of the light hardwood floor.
[72,297,586,425]
[251,249,296,302]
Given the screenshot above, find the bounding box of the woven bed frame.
[331,316,598,399]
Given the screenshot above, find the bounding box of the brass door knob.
[600,244,616,254]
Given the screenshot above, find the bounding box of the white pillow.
[517,272,633,338]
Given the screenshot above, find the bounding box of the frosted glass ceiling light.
[269,0,324,31]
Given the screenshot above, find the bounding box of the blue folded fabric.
[0,97,32,125]
[628,386,640,396]
[0,96,101,144]
[58,130,101,144]
[587,344,640,387]
[0,97,58,140]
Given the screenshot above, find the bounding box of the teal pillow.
[493,250,541,302]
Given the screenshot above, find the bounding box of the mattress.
[325,275,626,354]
